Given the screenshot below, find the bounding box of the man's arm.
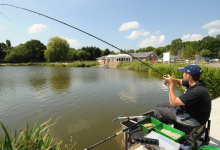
[172,78,183,87]
[163,75,185,106]
[169,83,185,106]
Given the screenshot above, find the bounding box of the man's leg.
[154,103,178,124]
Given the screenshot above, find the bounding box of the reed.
[0,113,76,150]
[200,66,220,98]
[117,62,220,99]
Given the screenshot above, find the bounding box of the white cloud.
[126,29,150,39]
[208,28,220,35]
[156,30,160,34]
[202,20,220,29]
[119,21,140,31]
[60,36,80,47]
[181,34,204,42]
[0,25,2,29]
[28,24,48,34]
[138,35,165,48]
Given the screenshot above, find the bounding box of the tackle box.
[138,117,162,133]
[154,123,185,142]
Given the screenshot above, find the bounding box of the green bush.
[0,113,76,150]
[117,62,220,99]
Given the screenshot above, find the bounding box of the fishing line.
[0,11,13,22]
[0,3,164,76]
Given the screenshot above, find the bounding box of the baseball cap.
[178,64,203,76]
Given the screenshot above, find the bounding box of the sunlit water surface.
[0,66,183,150]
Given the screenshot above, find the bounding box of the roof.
[106,54,132,58]
[129,52,158,58]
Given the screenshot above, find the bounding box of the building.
[96,52,158,65]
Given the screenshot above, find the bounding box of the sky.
[1,0,220,52]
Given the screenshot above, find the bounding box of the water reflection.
[81,68,100,84]
[119,84,139,103]
[68,119,90,134]
[48,67,72,94]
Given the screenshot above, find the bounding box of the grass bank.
[25,61,99,67]
[117,61,220,99]
[0,113,76,150]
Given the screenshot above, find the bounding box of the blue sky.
[1,0,220,52]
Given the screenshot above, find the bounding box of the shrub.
[0,113,76,150]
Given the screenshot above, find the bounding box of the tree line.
[0,37,116,63]
[133,34,220,59]
[1,34,220,63]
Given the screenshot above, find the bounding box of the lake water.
[0,66,183,150]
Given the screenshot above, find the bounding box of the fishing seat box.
[120,110,155,149]
[120,110,211,150]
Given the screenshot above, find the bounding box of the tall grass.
[117,61,220,99]
[0,113,76,150]
[29,61,98,67]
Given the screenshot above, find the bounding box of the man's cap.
[178,64,203,76]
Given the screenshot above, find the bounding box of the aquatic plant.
[0,113,76,150]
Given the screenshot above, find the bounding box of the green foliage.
[45,37,70,62]
[171,38,183,55]
[0,43,7,59]
[103,48,110,55]
[183,45,195,59]
[200,66,220,98]
[81,46,101,60]
[25,39,47,62]
[154,47,164,57]
[200,50,212,57]
[136,46,155,53]
[6,40,11,48]
[0,113,76,150]
[218,50,220,58]
[2,35,220,63]
[5,45,30,63]
[117,62,220,99]
[76,50,86,60]
[69,48,78,60]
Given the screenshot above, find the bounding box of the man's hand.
[163,75,174,85]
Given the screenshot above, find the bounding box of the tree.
[5,44,30,62]
[25,39,47,62]
[92,47,101,59]
[6,40,11,48]
[198,36,220,57]
[200,50,212,57]
[171,38,183,55]
[218,50,220,58]
[104,48,110,55]
[77,49,86,60]
[183,45,195,59]
[110,50,116,54]
[154,47,163,57]
[0,42,6,59]
[216,34,220,39]
[69,48,78,60]
[44,37,70,62]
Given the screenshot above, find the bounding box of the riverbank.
[0,61,99,67]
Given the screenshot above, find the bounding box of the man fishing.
[154,64,211,127]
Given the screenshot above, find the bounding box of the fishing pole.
[84,116,150,150]
[0,3,165,76]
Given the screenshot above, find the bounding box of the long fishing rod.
[84,116,150,150]
[0,3,165,76]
